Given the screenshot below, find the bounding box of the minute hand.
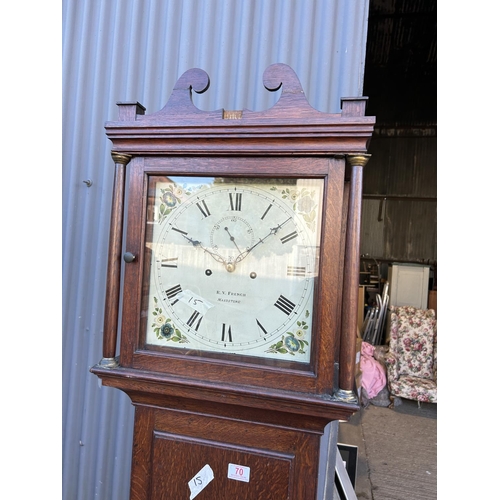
[235,217,292,263]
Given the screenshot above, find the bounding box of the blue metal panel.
[62,1,371,498]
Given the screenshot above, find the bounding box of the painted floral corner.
[157,183,194,224]
[271,186,318,231]
[151,297,189,343]
[266,313,310,356]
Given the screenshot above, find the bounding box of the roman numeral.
[196,200,211,218]
[186,311,203,331]
[229,192,242,211]
[261,204,273,220]
[161,258,178,268]
[274,295,296,316]
[256,319,268,336]
[165,284,182,305]
[221,323,233,342]
[280,231,298,244]
[287,266,306,277]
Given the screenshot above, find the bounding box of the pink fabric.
[360,341,387,398]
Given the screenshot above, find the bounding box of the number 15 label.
[227,463,250,483]
[188,464,214,499]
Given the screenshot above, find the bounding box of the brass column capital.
[346,153,371,168]
[111,152,132,165]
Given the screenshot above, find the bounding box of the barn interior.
[339,2,438,498]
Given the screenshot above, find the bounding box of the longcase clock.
[91,63,374,500]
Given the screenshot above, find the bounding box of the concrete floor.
[338,399,437,500]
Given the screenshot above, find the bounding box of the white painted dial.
[144,177,323,363]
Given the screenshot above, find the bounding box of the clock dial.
[143,177,323,363]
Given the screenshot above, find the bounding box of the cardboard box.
[355,337,363,373]
[354,332,363,398]
[355,371,363,400]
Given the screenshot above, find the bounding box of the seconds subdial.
[210,216,255,270]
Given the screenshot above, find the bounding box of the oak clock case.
[142,175,323,364]
[92,64,375,500]
[119,152,346,396]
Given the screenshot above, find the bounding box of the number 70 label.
[227,463,250,483]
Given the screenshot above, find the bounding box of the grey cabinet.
[388,264,430,309]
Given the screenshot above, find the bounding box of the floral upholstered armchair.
[386,306,437,404]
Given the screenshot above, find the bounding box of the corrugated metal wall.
[62,1,371,498]
[361,132,437,263]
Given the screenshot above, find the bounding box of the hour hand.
[180,233,226,264]
[181,233,202,248]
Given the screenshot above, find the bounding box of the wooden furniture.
[358,285,367,331]
[428,289,437,316]
[91,64,374,499]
